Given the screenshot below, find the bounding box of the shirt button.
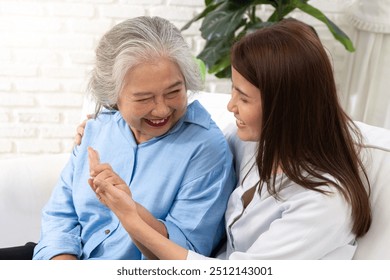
[104,229,110,235]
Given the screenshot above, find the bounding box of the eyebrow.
[132,81,184,97]
[232,85,250,98]
[166,81,184,90]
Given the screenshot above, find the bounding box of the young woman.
[89,18,371,259]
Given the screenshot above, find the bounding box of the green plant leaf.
[252,0,278,6]
[267,4,296,22]
[197,36,232,69]
[181,2,222,31]
[194,58,207,81]
[293,0,355,51]
[244,21,275,33]
[185,0,355,80]
[206,0,228,5]
[200,1,249,40]
[215,66,231,78]
[208,53,231,74]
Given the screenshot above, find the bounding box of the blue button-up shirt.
[33,101,236,259]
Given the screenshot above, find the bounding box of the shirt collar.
[180,100,211,130]
[152,100,212,138]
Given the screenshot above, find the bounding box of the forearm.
[120,210,188,260]
[51,254,77,260]
[133,203,169,259]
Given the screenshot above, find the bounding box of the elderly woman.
[31,16,236,260]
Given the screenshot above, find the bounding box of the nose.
[227,91,237,113]
[152,97,170,117]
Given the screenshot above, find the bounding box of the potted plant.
[182,0,355,78]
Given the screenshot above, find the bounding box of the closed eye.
[240,96,249,103]
[233,87,249,103]
[135,97,153,103]
[165,90,181,99]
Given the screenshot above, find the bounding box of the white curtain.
[341,0,390,129]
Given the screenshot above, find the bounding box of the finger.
[93,169,130,198]
[76,125,85,137]
[74,134,82,146]
[94,177,111,193]
[74,119,88,146]
[88,178,96,191]
[95,192,106,206]
[90,163,113,177]
[94,169,122,184]
[94,179,115,205]
[93,169,114,182]
[88,147,100,172]
[88,178,104,203]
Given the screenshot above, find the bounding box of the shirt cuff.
[161,220,189,249]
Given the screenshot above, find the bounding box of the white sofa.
[0,92,389,259]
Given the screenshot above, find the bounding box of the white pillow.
[353,122,390,259]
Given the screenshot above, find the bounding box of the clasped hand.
[87,147,137,218]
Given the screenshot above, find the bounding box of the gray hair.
[88,16,203,114]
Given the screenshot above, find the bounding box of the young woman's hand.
[87,147,137,219]
[74,114,94,145]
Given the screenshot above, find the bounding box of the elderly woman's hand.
[87,147,137,218]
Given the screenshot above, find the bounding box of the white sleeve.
[186,250,215,260]
[227,190,356,260]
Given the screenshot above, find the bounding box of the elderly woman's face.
[118,58,187,144]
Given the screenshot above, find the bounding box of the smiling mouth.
[235,116,245,127]
[145,116,170,127]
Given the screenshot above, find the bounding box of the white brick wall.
[0,0,352,158]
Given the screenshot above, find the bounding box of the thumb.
[88,146,100,171]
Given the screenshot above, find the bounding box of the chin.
[237,130,259,142]
[236,131,250,141]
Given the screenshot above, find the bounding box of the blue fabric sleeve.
[33,147,83,260]
[162,158,235,256]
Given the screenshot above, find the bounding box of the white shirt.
[187,141,357,260]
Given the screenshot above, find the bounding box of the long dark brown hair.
[231,18,371,237]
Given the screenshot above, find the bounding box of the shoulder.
[184,100,212,129]
[83,110,120,134]
[78,110,122,148]
[86,110,118,127]
[184,101,226,140]
[280,176,352,221]
[171,103,233,164]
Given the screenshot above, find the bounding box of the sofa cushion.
[0,153,69,247]
[353,122,390,259]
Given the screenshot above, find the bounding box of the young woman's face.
[118,58,187,144]
[227,67,262,142]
